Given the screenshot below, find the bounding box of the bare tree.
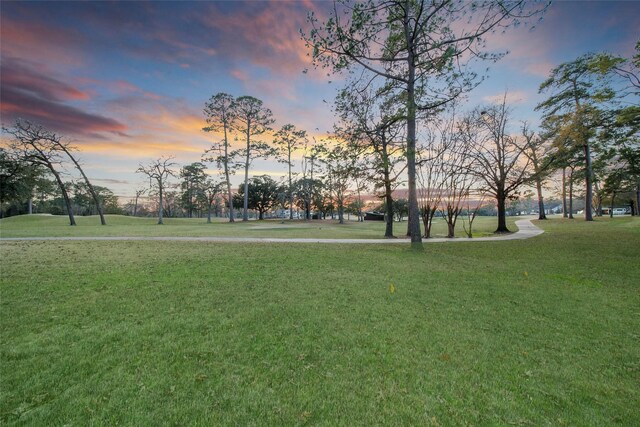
[132,187,146,217]
[461,191,488,238]
[417,110,458,238]
[417,137,446,239]
[136,156,176,225]
[52,140,107,225]
[440,154,476,238]
[3,119,76,225]
[461,98,531,233]
[429,109,477,238]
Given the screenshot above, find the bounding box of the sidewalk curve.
[1,219,543,244]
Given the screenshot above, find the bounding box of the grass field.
[1,216,639,425]
[0,214,518,239]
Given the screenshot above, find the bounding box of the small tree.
[131,187,146,217]
[179,162,207,218]
[235,175,282,220]
[321,144,359,224]
[136,156,176,225]
[417,133,447,239]
[461,191,488,238]
[439,155,476,239]
[418,105,468,238]
[202,178,222,223]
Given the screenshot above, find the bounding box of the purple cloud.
[1,57,127,136]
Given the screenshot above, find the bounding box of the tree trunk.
[223,124,235,223]
[446,218,455,238]
[594,182,603,216]
[562,167,568,218]
[28,198,33,215]
[403,5,422,248]
[288,155,293,220]
[158,179,164,225]
[465,213,476,238]
[568,172,574,219]
[422,207,436,239]
[573,90,593,222]
[384,180,395,238]
[51,168,76,226]
[496,192,509,233]
[60,145,107,225]
[421,209,428,238]
[583,143,594,221]
[308,161,314,220]
[609,192,616,218]
[536,179,547,220]
[207,201,212,223]
[242,120,251,222]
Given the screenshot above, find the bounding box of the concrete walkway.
[1,219,543,244]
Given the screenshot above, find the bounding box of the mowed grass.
[1,217,639,425]
[0,214,518,239]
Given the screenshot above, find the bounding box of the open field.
[0,214,518,239]
[1,217,639,425]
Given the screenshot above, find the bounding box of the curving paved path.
[0,219,543,244]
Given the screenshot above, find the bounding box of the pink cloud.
[483,91,529,105]
[0,19,85,67]
[1,86,127,136]
[1,57,90,101]
[197,1,316,76]
[231,69,250,82]
[524,62,555,78]
[1,57,127,136]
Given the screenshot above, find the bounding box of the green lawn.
[0,214,518,239]
[1,217,639,425]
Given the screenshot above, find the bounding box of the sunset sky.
[1,1,638,200]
